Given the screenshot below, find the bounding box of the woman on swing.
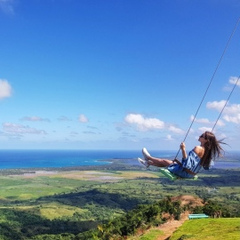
[138,131,225,179]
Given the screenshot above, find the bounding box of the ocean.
[0,149,239,170]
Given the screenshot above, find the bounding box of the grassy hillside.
[0,164,239,239]
[169,218,240,240]
[132,218,240,240]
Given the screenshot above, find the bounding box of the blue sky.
[0,0,239,151]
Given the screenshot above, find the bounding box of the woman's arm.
[180,142,187,159]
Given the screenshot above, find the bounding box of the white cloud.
[222,103,240,115]
[198,126,212,133]
[229,76,240,87]
[167,125,184,134]
[2,122,47,135]
[0,79,12,99]
[124,113,184,134]
[79,114,88,123]
[125,113,165,131]
[216,119,225,127]
[206,100,227,112]
[223,113,240,124]
[223,76,240,92]
[21,116,50,122]
[222,104,240,124]
[207,101,240,124]
[190,115,211,124]
[166,134,174,141]
[190,115,225,127]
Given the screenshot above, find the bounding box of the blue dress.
[167,149,202,178]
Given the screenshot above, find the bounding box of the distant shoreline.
[0,149,239,170]
[0,158,239,176]
[0,158,137,174]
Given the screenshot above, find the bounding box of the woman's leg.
[147,156,173,167]
[142,148,173,167]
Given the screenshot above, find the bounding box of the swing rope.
[175,17,240,160]
[211,75,240,132]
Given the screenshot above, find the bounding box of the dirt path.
[129,195,204,240]
[156,212,189,240]
[156,195,204,240]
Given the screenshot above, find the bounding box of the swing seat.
[159,168,198,181]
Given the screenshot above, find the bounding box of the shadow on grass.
[0,208,98,238]
[38,188,142,211]
[0,189,144,238]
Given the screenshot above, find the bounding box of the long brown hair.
[200,131,225,169]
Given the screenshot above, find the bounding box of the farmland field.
[0,163,239,239]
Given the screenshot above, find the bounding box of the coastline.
[0,157,239,176]
[0,149,239,170]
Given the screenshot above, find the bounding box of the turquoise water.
[0,150,239,169]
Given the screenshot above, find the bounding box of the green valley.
[0,162,239,239]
